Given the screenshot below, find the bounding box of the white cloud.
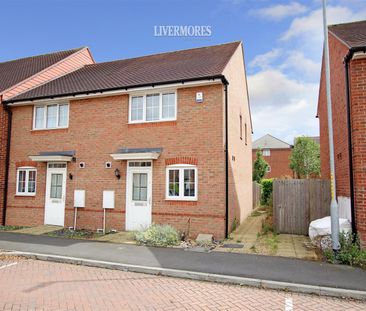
[249,48,282,70]
[281,6,366,42]
[248,70,319,143]
[280,51,321,79]
[254,2,308,21]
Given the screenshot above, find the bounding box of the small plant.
[261,221,274,235]
[261,179,273,206]
[250,210,262,217]
[250,245,257,253]
[265,234,279,253]
[231,217,239,232]
[322,232,366,268]
[135,224,180,247]
[236,239,242,243]
[0,225,27,231]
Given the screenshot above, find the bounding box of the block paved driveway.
[0,257,364,311]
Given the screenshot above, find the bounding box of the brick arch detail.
[165,157,198,166]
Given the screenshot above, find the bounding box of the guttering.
[224,81,229,238]
[343,46,366,235]
[4,75,228,105]
[1,96,12,225]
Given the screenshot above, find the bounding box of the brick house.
[252,134,293,179]
[317,20,366,245]
[1,41,252,239]
[0,47,94,225]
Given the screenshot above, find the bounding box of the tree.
[289,137,320,179]
[253,149,269,183]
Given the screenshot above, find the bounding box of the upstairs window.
[16,167,37,196]
[263,149,270,156]
[130,92,177,123]
[34,103,69,130]
[166,165,197,201]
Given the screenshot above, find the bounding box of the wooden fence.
[273,179,330,235]
[253,182,261,209]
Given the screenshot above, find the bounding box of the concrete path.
[0,231,365,295]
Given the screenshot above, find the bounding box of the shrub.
[323,232,366,268]
[261,179,273,206]
[135,224,180,247]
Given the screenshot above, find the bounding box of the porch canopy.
[29,150,75,162]
[110,148,162,160]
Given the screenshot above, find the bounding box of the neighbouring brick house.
[317,20,366,245]
[0,47,94,225]
[1,42,253,239]
[252,134,293,179]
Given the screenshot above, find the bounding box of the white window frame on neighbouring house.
[33,102,69,130]
[16,167,37,196]
[262,149,270,156]
[266,165,271,173]
[129,91,177,123]
[166,164,198,201]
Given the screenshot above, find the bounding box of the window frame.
[16,167,37,196]
[239,115,243,140]
[166,164,198,201]
[33,102,69,130]
[262,149,271,156]
[266,165,271,173]
[129,91,177,124]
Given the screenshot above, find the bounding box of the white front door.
[44,163,67,226]
[126,161,152,231]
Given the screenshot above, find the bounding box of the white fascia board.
[29,155,73,162]
[110,152,160,160]
[8,79,223,106]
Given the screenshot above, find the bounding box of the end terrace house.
[1,42,253,239]
[0,47,95,225]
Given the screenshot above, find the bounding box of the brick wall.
[6,84,229,239]
[318,33,350,197]
[349,57,366,246]
[252,148,293,179]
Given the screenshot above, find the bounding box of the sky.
[1,0,366,143]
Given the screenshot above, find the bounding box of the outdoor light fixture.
[114,168,121,180]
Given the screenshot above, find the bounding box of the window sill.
[165,197,198,202]
[31,128,68,134]
[15,194,36,198]
[128,121,177,128]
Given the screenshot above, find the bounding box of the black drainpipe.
[344,46,366,235]
[2,100,12,226]
[223,79,229,238]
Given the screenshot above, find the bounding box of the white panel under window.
[162,93,175,119]
[131,96,143,121]
[58,104,69,127]
[74,190,85,208]
[103,191,115,209]
[146,94,159,121]
[35,106,45,129]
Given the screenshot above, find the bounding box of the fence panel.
[273,179,330,235]
[252,182,261,209]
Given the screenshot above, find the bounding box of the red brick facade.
[252,148,293,179]
[0,100,9,225]
[318,31,366,245]
[5,82,252,239]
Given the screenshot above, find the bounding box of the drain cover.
[222,244,244,248]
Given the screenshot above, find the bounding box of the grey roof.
[38,150,75,156]
[117,148,163,154]
[329,20,366,48]
[253,134,292,150]
[0,48,83,93]
[8,42,241,103]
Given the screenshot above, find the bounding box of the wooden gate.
[273,179,330,235]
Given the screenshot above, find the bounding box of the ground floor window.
[16,167,37,196]
[166,165,197,201]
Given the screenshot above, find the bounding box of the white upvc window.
[129,91,177,123]
[33,103,69,130]
[262,149,270,156]
[16,167,37,196]
[166,164,198,201]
